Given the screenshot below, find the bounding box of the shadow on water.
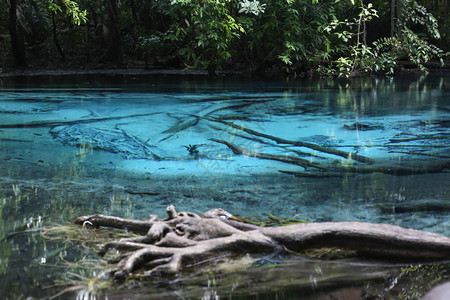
[0,73,449,299]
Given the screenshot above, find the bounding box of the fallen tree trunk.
[210,138,450,176]
[210,138,328,170]
[207,118,375,164]
[0,112,161,129]
[74,205,450,281]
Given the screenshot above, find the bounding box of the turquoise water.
[0,74,449,299]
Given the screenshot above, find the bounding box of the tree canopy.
[0,0,448,76]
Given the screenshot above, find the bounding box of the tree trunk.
[8,0,27,67]
[128,0,138,27]
[51,12,65,60]
[391,0,395,37]
[104,0,122,63]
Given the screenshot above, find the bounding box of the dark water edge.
[0,69,448,89]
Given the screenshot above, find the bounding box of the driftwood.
[74,205,450,281]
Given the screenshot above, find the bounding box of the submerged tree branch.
[207,118,375,164]
[210,138,450,175]
[0,112,161,129]
[160,100,275,142]
[210,138,328,170]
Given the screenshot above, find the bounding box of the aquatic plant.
[184,144,200,155]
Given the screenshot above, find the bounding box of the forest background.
[0,0,449,76]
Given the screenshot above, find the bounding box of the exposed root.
[74,205,450,282]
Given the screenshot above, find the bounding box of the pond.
[0,73,449,299]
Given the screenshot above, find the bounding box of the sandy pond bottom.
[0,140,449,299]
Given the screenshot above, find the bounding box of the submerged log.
[0,112,160,129]
[74,205,450,281]
[159,100,273,142]
[207,118,375,164]
[210,138,450,176]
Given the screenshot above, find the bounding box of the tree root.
[74,214,154,234]
[74,205,450,282]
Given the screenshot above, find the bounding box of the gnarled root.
[75,205,450,281]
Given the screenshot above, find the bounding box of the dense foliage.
[0,0,448,76]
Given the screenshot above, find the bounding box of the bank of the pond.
[1,65,449,80]
[0,68,218,78]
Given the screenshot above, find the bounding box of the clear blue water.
[0,74,449,299]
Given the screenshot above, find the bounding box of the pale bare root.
[74,205,450,281]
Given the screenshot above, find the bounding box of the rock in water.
[422,281,450,300]
[50,124,160,159]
